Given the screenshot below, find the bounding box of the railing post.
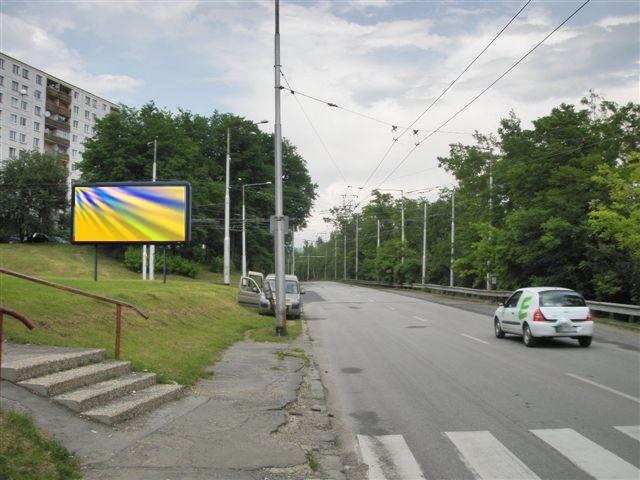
[115,304,122,360]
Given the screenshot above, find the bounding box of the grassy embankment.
[0,244,301,386]
[0,409,81,480]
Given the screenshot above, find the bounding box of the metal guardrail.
[0,306,36,388]
[0,268,149,359]
[345,279,640,321]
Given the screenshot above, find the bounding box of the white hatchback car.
[494,287,594,347]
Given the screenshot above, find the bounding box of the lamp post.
[240,181,271,277]
[377,188,404,263]
[224,120,268,286]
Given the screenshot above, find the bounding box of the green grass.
[0,244,298,385]
[248,319,302,343]
[275,348,310,366]
[306,451,319,472]
[0,409,81,480]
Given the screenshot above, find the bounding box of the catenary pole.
[149,138,157,281]
[223,128,231,285]
[355,214,359,280]
[450,190,455,287]
[273,0,287,335]
[422,201,427,285]
[377,218,380,249]
[343,226,347,280]
[334,234,337,280]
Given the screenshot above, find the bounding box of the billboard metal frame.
[71,181,192,245]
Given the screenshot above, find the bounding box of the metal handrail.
[0,268,149,359]
[0,306,36,384]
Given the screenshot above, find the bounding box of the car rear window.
[539,291,586,307]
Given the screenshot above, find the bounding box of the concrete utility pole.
[422,201,427,285]
[377,218,380,249]
[343,226,347,280]
[224,128,232,286]
[355,214,359,280]
[273,0,287,335]
[142,246,147,280]
[334,234,337,280]
[149,138,157,280]
[241,181,271,277]
[450,190,455,287]
[291,227,295,275]
[307,252,310,281]
[487,151,494,290]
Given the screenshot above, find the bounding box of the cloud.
[0,12,143,99]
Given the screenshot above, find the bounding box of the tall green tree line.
[301,96,639,303]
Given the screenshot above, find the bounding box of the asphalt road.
[305,282,640,480]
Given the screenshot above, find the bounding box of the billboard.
[71,182,191,244]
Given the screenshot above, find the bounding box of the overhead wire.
[374,0,592,189]
[356,0,533,193]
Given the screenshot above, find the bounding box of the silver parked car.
[237,273,304,318]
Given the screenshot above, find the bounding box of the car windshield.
[267,280,299,294]
[539,291,586,307]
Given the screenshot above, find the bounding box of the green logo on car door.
[518,296,532,320]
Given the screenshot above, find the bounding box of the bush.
[123,246,200,278]
[209,256,223,272]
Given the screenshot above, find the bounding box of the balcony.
[45,132,70,148]
[46,100,71,118]
[46,86,71,103]
[45,115,70,131]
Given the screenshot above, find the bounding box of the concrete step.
[53,372,157,412]
[82,384,183,425]
[18,361,131,397]
[1,348,106,382]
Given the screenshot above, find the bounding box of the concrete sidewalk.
[2,334,345,479]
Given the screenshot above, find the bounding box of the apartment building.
[0,52,118,187]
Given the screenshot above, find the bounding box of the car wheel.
[578,336,592,348]
[494,318,505,338]
[523,324,537,347]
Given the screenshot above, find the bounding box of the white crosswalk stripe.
[615,425,640,442]
[445,431,540,480]
[357,434,425,480]
[532,428,640,480]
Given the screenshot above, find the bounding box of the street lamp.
[376,188,405,263]
[224,120,268,286]
[239,180,272,277]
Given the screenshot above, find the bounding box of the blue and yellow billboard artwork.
[72,182,191,244]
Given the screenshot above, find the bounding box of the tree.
[0,151,68,242]
[79,102,317,271]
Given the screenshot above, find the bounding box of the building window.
[36,74,42,85]
[84,110,89,120]
[74,91,79,100]
[19,116,27,127]
[73,120,79,129]
[10,130,17,141]
[102,103,107,111]
[85,95,90,106]
[33,138,40,148]
[0,92,3,103]
[73,105,79,114]
[92,113,97,121]
[72,134,78,142]
[34,90,41,100]
[19,133,27,144]
[10,113,17,124]
[11,97,19,108]
[92,99,97,108]
[84,124,90,134]
[9,147,16,157]
[21,85,29,94]
[0,75,3,86]
[22,68,29,79]
[13,64,20,75]
[20,101,27,111]
[34,121,40,132]
[11,80,19,92]
[0,58,4,69]
[72,149,77,157]
[34,105,41,116]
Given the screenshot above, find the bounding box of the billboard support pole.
[163,246,167,284]
[94,245,98,281]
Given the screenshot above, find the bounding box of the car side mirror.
[498,302,504,307]
[300,288,306,294]
[252,287,260,293]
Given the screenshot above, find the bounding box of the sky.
[2,0,639,246]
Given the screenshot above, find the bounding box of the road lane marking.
[412,316,428,323]
[565,373,640,405]
[461,334,489,345]
[387,306,396,311]
[445,431,540,480]
[531,428,640,480]
[615,425,640,442]
[357,434,425,480]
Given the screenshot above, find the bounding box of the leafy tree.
[0,151,67,242]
